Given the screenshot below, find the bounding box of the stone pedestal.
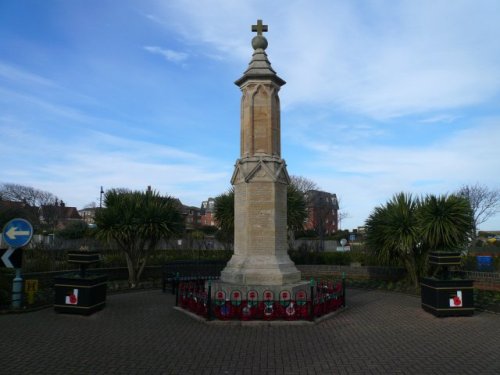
[221,156,301,285]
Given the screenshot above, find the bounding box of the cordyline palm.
[366,193,423,288]
[366,192,474,288]
[95,189,184,288]
[418,194,472,251]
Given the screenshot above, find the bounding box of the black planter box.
[67,251,100,264]
[428,251,461,266]
[54,274,107,315]
[420,277,473,317]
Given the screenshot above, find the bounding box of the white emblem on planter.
[65,289,79,305]
[449,291,462,307]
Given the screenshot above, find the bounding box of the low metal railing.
[176,277,346,321]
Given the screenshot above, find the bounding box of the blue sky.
[1,0,499,230]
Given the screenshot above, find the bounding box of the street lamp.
[99,186,104,209]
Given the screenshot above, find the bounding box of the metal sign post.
[2,218,34,309]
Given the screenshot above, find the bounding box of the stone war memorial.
[175,20,345,322]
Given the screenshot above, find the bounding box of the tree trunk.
[125,252,138,288]
[404,256,419,289]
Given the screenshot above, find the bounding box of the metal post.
[207,280,212,321]
[99,186,104,209]
[342,272,346,308]
[309,278,315,322]
[175,273,180,306]
[12,268,23,309]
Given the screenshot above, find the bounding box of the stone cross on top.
[251,19,268,36]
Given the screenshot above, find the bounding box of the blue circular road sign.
[2,218,33,248]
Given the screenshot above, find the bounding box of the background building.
[304,190,339,235]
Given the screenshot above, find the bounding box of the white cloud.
[143,46,188,63]
[155,0,500,119]
[0,61,57,87]
[0,119,232,209]
[293,117,500,230]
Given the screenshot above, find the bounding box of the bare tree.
[84,202,97,209]
[0,183,58,207]
[336,197,350,230]
[290,175,319,194]
[1,183,61,228]
[338,211,350,230]
[456,184,500,238]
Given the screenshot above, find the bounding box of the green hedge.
[288,249,375,265]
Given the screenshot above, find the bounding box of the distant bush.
[56,221,90,239]
[295,230,318,239]
[289,250,351,265]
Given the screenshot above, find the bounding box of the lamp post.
[99,186,104,209]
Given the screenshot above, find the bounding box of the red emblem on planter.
[449,291,463,307]
[65,289,78,305]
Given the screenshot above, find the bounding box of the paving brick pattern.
[1,288,499,374]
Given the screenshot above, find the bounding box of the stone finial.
[235,19,285,87]
[251,19,268,50]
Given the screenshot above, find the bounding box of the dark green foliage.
[200,225,218,235]
[474,289,500,311]
[327,229,350,242]
[56,221,89,239]
[95,189,184,288]
[213,188,234,247]
[295,229,318,239]
[365,192,473,288]
[286,184,308,233]
[288,250,351,265]
[418,195,472,251]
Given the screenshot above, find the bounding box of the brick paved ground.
[1,288,499,374]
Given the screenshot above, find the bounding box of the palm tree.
[418,194,472,251]
[366,192,474,288]
[366,193,423,288]
[95,188,184,288]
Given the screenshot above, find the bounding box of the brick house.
[200,198,216,227]
[303,190,339,235]
[183,205,202,230]
[40,200,82,229]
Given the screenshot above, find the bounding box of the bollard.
[11,268,23,309]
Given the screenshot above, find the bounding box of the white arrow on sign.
[1,248,14,268]
[5,226,30,240]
